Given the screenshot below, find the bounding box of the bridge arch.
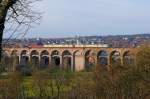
[2,50,10,58]
[51,50,61,67]
[123,51,135,66]
[11,50,19,65]
[2,50,11,70]
[84,50,96,71]
[62,50,72,70]
[30,50,39,68]
[40,50,50,68]
[20,50,29,65]
[11,50,18,56]
[110,50,121,66]
[97,50,109,69]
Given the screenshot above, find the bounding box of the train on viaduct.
[3,44,138,71]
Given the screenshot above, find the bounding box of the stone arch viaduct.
[3,45,138,71]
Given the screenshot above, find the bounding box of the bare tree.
[0,0,41,61]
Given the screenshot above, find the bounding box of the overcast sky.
[5,0,150,38]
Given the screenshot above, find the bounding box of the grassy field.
[0,69,94,98]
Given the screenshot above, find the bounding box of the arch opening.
[30,50,39,68]
[2,50,10,59]
[40,50,49,68]
[2,51,11,71]
[110,51,121,66]
[11,50,19,64]
[11,50,18,56]
[62,50,72,70]
[85,50,95,71]
[123,51,134,66]
[51,50,60,67]
[52,56,60,66]
[20,50,29,65]
[97,50,109,68]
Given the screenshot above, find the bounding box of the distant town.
[3,34,150,48]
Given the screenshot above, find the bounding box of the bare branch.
[3,0,42,43]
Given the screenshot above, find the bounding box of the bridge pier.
[60,56,63,69]
[18,55,21,64]
[107,56,111,70]
[75,55,85,71]
[49,56,51,68]
[121,57,124,66]
[70,56,74,71]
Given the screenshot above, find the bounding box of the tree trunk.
[0,0,15,62]
[0,8,7,62]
